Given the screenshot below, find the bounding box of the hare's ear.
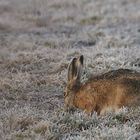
[68,55,84,83]
[68,57,77,81]
[78,55,84,66]
[75,55,84,81]
[79,55,84,66]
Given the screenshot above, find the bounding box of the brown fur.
[64,55,140,115]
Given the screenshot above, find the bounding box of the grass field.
[0,0,140,139]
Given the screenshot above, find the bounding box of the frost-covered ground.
[0,0,140,139]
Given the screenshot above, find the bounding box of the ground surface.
[0,0,140,139]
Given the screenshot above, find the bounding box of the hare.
[64,55,140,115]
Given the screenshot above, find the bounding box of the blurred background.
[0,0,140,139]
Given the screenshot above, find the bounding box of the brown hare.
[64,55,140,115]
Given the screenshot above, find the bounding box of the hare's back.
[89,69,140,82]
[76,69,140,113]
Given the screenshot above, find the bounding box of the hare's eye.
[64,91,66,97]
[64,91,67,97]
